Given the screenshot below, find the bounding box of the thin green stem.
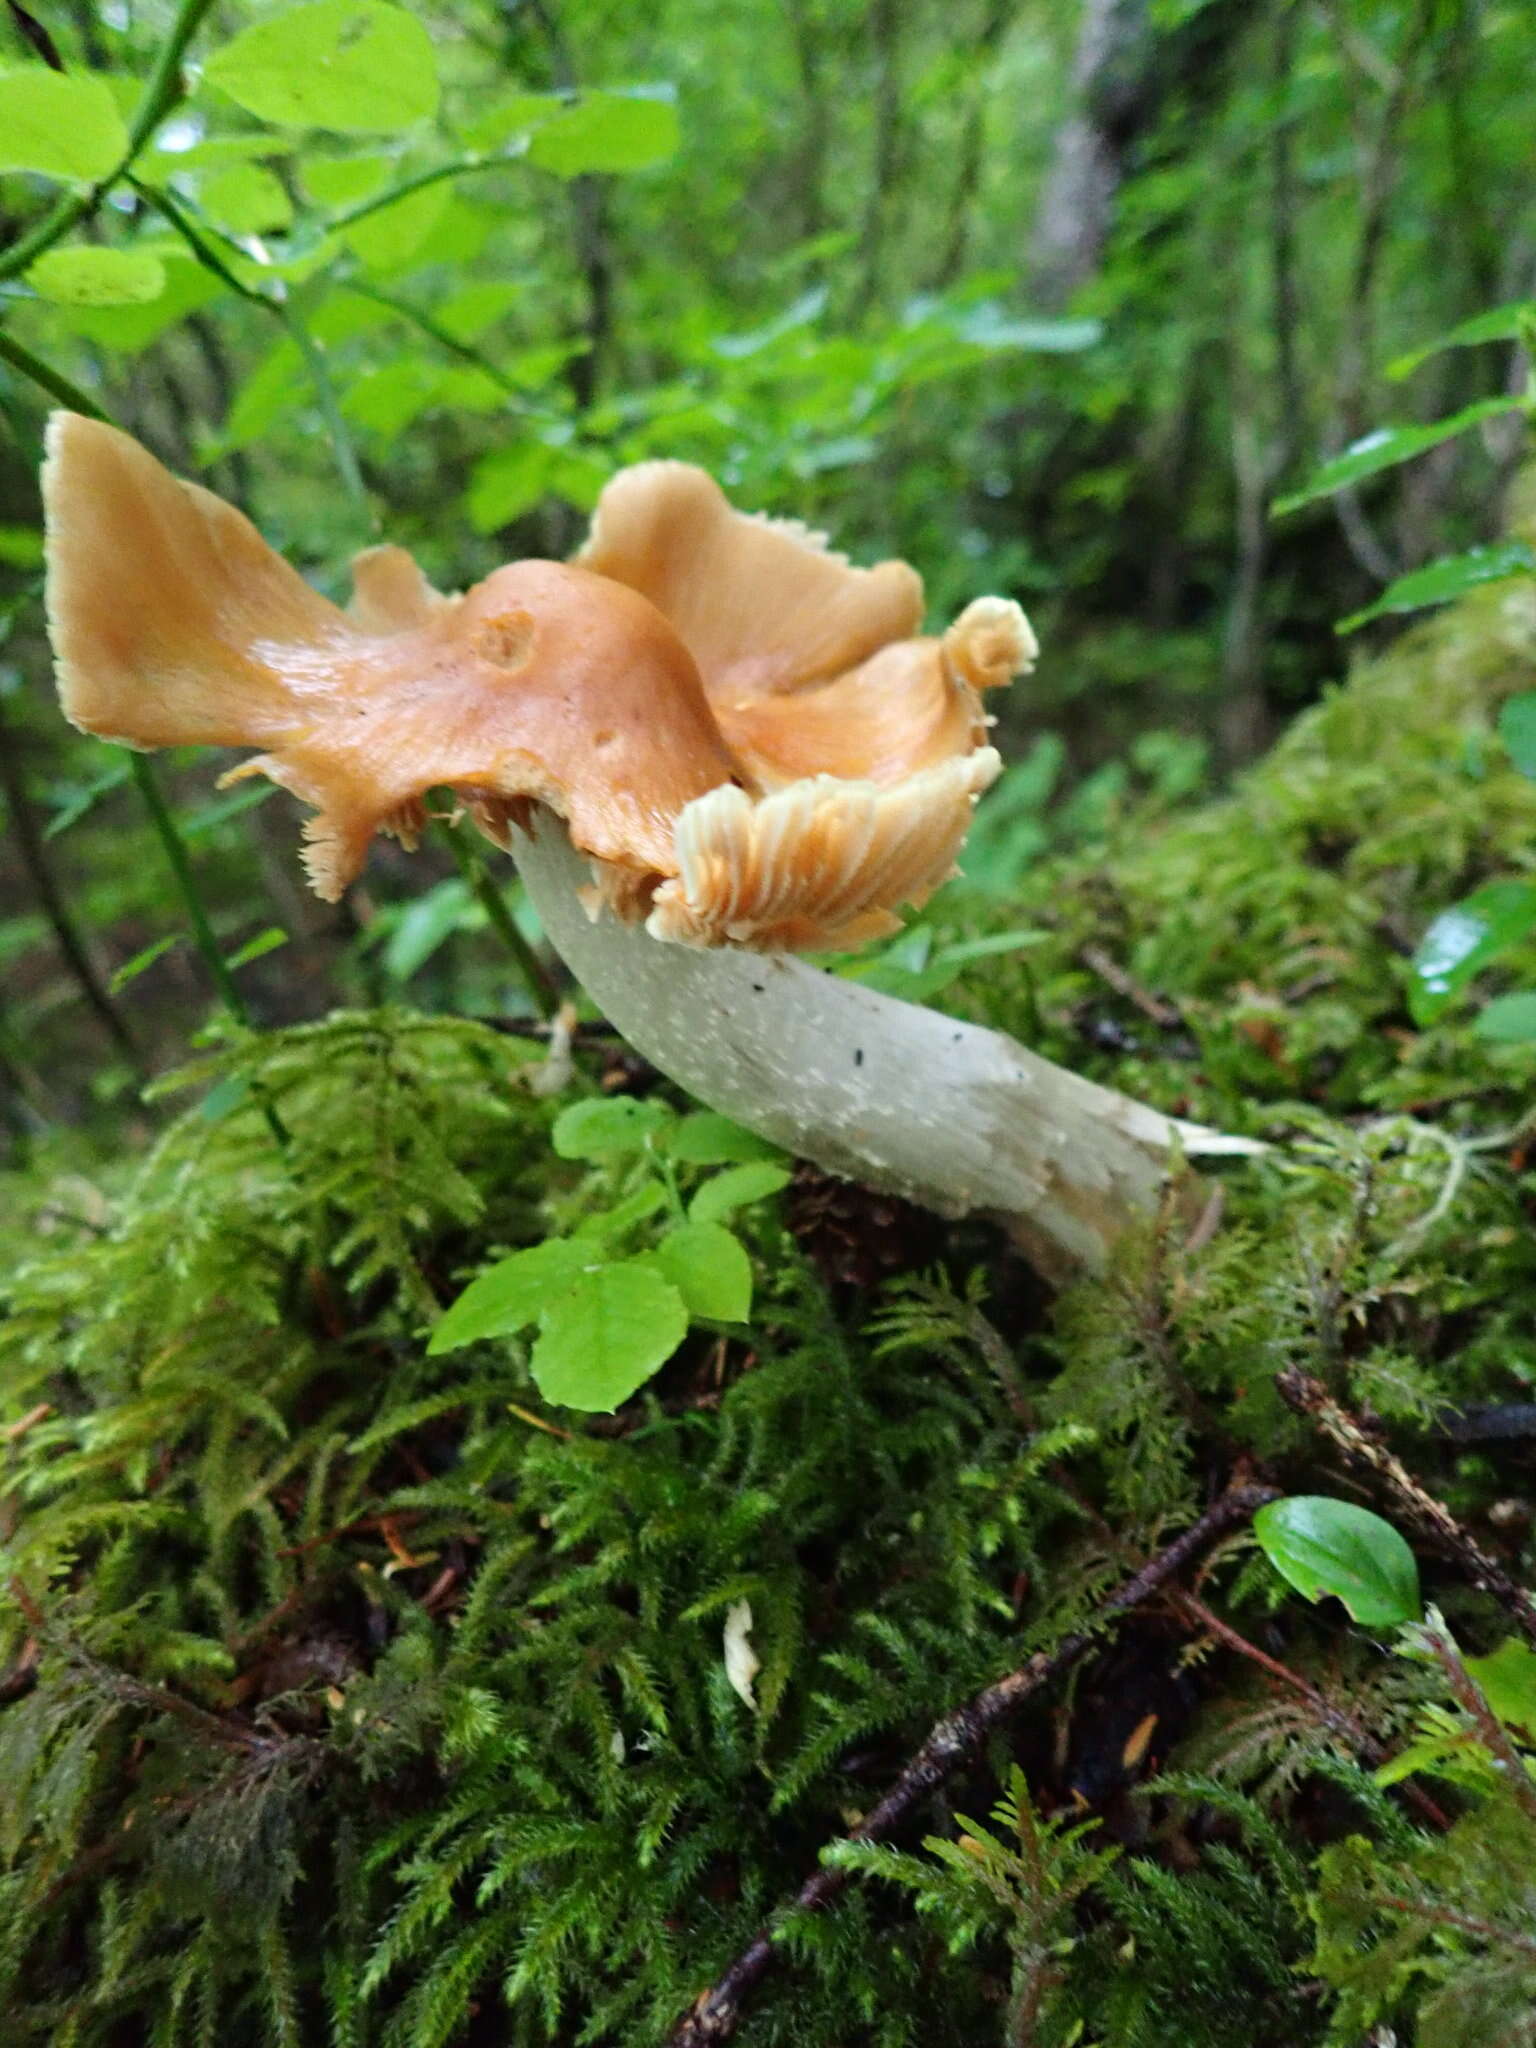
[0,328,107,417]
[281,305,372,523]
[128,177,276,307]
[326,153,521,236]
[343,279,537,406]
[439,816,558,1019]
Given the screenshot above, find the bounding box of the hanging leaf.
[28,246,166,308]
[201,0,440,133]
[1273,397,1526,517]
[1337,542,1536,633]
[530,1262,688,1410]
[1254,1496,1421,1629]
[1409,880,1536,1025]
[0,66,127,182]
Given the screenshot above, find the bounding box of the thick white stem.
[513,813,1260,1275]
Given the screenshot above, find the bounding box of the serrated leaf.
[525,91,679,178]
[1472,991,1536,1044]
[1338,543,1536,633]
[427,1239,593,1353]
[1409,880,1536,1025]
[552,1096,673,1160]
[0,66,127,182]
[650,1222,753,1322]
[1273,397,1526,517]
[202,0,439,133]
[29,246,166,307]
[1498,692,1536,780]
[531,1262,687,1410]
[689,1162,791,1223]
[1254,1496,1421,1629]
[666,1111,785,1166]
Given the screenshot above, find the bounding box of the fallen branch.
[1276,1366,1536,1649]
[668,1479,1277,2047]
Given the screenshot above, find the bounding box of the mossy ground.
[5,573,1536,2046]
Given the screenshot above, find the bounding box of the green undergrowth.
[6,577,1536,2045]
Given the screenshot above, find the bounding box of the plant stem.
[0,328,106,417]
[439,816,558,1019]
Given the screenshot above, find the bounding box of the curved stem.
[511,813,1261,1275]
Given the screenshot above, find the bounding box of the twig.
[668,1480,1278,2047]
[1078,942,1183,1028]
[1277,1366,1536,1649]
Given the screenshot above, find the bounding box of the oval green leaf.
[1254,1496,1421,1629]
[1498,691,1536,781]
[525,91,679,178]
[1409,879,1536,1026]
[428,1238,593,1353]
[0,67,127,182]
[1337,542,1536,634]
[29,246,166,307]
[651,1222,753,1323]
[553,1095,673,1161]
[1273,397,1525,518]
[1471,990,1536,1044]
[689,1162,792,1224]
[531,1262,688,1411]
[667,1111,786,1166]
[1463,1638,1536,1735]
[201,0,440,133]
[199,163,294,236]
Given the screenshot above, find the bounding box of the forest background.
[5,2,1536,2045]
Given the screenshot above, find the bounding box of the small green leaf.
[109,933,183,993]
[1472,991,1536,1044]
[552,1096,673,1161]
[573,1181,669,1241]
[1498,692,1536,780]
[1464,1638,1536,1734]
[1389,301,1536,381]
[199,163,294,235]
[0,525,43,569]
[61,251,220,352]
[29,246,166,307]
[427,1239,592,1353]
[650,1221,753,1322]
[380,878,476,982]
[1253,1496,1421,1629]
[202,0,439,133]
[223,926,288,971]
[199,1074,251,1123]
[302,154,389,206]
[341,181,449,270]
[1273,397,1526,517]
[0,66,128,182]
[689,1162,792,1224]
[531,1261,688,1410]
[667,1112,785,1166]
[467,443,551,532]
[1409,880,1536,1025]
[1338,543,1536,633]
[525,90,679,178]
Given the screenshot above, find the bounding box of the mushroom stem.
[512,811,1263,1277]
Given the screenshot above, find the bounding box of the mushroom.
[41,413,1258,1276]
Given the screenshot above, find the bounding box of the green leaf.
[525,90,680,178]
[649,1222,753,1322]
[223,927,288,971]
[1388,301,1536,381]
[666,1112,785,1166]
[1471,991,1536,1044]
[572,1181,668,1242]
[199,164,294,236]
[1253,1496,1421,1629]
[1273,397,1526,517]
[61,251,220,352]
[689,1162,792,1224]
[1498,692,1536,780]
[467,443,551,532]
[1409,879,1536,1025]
[28,246,166,308]
[201,0,440,133]
[380,878,476,981]
[1337,543,1536,633]
[427,1239,592,1353]
[109,933,183,993]
[531,1261,688,1411]
[0,525,42,569]
[302,154,389,206]
[0,66,128,182]
[1464,1638,1536,1734]
[552,1096,673,1161]
[341,181,449,270]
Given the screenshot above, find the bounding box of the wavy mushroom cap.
[41,415,1035,948]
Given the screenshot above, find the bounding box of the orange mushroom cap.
[41,414,1035,949]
